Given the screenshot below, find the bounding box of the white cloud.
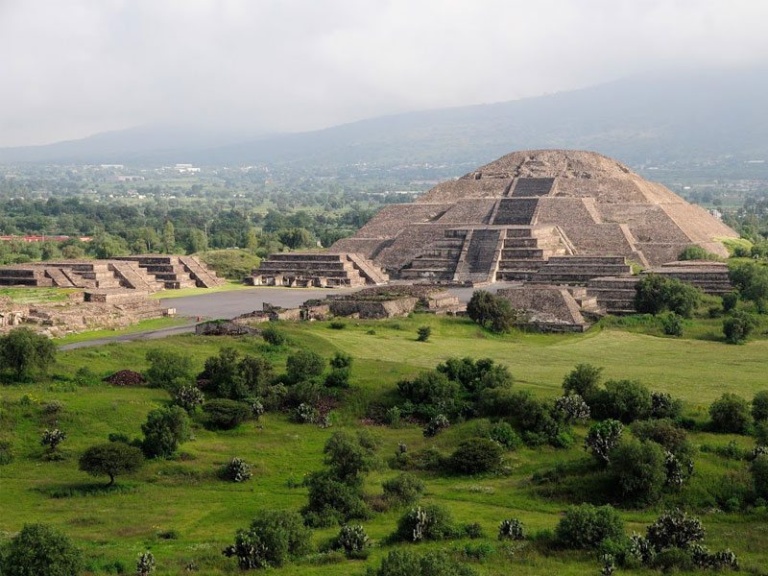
[0,0,766,146]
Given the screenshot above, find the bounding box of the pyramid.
[331,150,738,283]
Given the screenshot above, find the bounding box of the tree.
[635,274,701,318]
[723,310,759,344]
[729,262,768,312]
[141,405,191,458]
[562,363,603,400]
[285,349,325,384]
[323,430,379,484]
[78,442,144,486]
[144,349,192,390]
[162,220,176,253]
[608,438,667,505]
[223,509,311,569]
[585,419,624,466]
[416,326,431,342]
[1,523,82,576]
[0,327,56,380]
[448,438,503,474]
[554,504,625,550]
[591,379,652,423]
[752,390,768,422]
[202,399,251,430]
[466,290,516,333]
[709,393,751,434]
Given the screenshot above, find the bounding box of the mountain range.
[1,66,767,169]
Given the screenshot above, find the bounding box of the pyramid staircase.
[494,226,571,282]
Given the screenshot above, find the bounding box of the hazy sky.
[1,0,766,147]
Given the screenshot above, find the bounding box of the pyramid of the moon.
[331,150,739,283]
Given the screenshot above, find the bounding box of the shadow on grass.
[35,482,140,498]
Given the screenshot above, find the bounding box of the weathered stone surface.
[332,150,738,280]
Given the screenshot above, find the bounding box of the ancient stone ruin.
[332,149,737,283]
[251,252,388,287]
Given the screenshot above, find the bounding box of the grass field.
[1,314,767,575]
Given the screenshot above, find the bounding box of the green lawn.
[2,315,768,575]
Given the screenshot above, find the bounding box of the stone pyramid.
[331,150,738,283]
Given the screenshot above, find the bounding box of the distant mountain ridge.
[2,66,767,168]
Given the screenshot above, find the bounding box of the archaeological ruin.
[253,149,739,327]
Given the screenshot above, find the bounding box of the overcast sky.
[1,0,766,147]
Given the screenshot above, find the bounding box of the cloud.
[0,0,766,146]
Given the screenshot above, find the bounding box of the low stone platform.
[496,285,590,332]
[251,252,388,288]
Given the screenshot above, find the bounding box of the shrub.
[416,326,432,342]
[631,419,689,454]
[661,312,684,336]
[466,290,516,333]
[382,473,425,507]
[585,419,624,465]
[141,405,191,459]
[751,455,768,500]
[366,550,477,576]
[679,245,719,261]
[144,348,192,390]
[393,504,458,542]
[221,457,253,482]
[329,320,346,330]
[223,509,312,569]
[1,523,82,576]
[645,509,704,552]
[498,518,525,541]
[286,350,326,384]
[203,399,250,430]
[293,402,319,424]
[329,352,352,369]
[78,442,144,486]
[136,551,155,576]
[303,471,370,527]
[261,325,287,346]
[562,363,602,399]
[334,525,369,556]
[709,392,752,434]
[324,368,350,388]
[729,261,768,312]
[397,371,461,420]
[752,390,768,422]
[553,393,590,423]
[41,428,66,452]
[608,438,667,505]
[423,414,450,437]
[591,379,652,423]
[723,310,759,344]
[173,384,205,413]
[448,438,503,474]
[722,291,739,312]
[635,274,701,318]
[0,327,56,380]
[323,429,379,484]
[650,391,683,419]
[554,504,625,550]
[488,421,522,449]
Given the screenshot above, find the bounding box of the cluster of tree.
[0,327,56,381]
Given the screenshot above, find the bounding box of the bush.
[382,473,425,507]
[223,509,312,569]
[334,525,369,556]
[488,421,522,449]
[466,290,516,333]
[591,379,652,423]
[422,414,450,437]
[498,518,525,541]
[553,393,590,423]
[173,384,205,413]
[41,428,66,453]
[1,523,82,576]
[366,550,477,576]
[141,405,191,459]
[562,363,603,399]
[286,350,326,384]
[203,399,251,430]
[635,274,701,318]
[630,419,690,454]
[221,457,253,482]
[555,504,625,550]
[393,504,458,542]
[416,326,432,342]
[608,438,667,505]
[78,442,144,486]
[650,392,682,419]
[261,325,287,346]
[303,471,370,527]
[645,509,704,552]
[729,261,768,312]
[0,327,56,380]
[722,291,739,312]
[661,312,684,336]
[329,352,352,369]
[323,429,379,484]
[448,438,503,474]
[709,393,752,434]
[136,551,155,576]
[324,368,350,388]
[144,348,192,390]
[752,390,768,422]
[585,420,624,466]
[751,455,768,500]
[723,310,759,344]
[398,371,461,420]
